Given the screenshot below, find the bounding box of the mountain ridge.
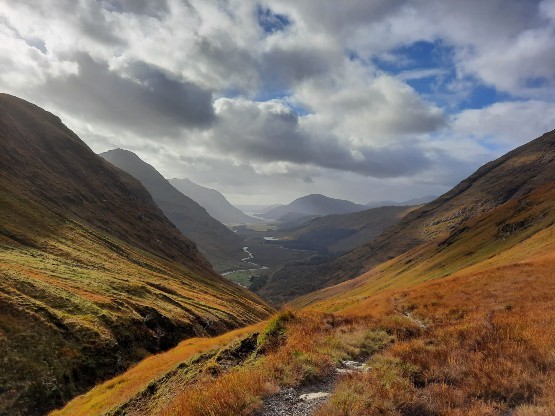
[261,193,367,220]
[268,130,555,304]
[100,149,246,271]
[169,178,259,225]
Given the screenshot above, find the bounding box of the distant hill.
[269,130,555,304]
[261,194,367,220]
[365,195,436,208]
[283,205,416,254]
[100,150,245,271]
[236,204,282,215]
[0,94,272,416]
[169,178,259,225]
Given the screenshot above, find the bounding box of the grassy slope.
[49,323,264,416]
[291,183,555,312]
[0,94,273,416]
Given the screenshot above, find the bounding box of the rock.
[299,392,330,401]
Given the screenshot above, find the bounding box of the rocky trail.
[253,360,367,416]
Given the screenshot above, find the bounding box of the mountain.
[365,195,436,208]
[294,175,555,312]
[255,206,414,304]
[100,150,245,271]
[268,130,555,304]
[0,94,272,416]
[169,178,258,225]
[261,194,367,220]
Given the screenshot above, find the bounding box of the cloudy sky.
[1,0,554,205]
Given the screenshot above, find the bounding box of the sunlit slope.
[292,180,555,313]
[49,323,263,416]
[0,93,273,416]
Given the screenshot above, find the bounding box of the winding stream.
[221,246,268,276]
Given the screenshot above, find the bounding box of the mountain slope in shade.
[256,205,416,305]
[283,205,417,254]
[365,195,436,208]
[169,178,259,225]
[273,130,555,300]
[261,194,367,220]
[0,94,272,416]
[100,150,245,271]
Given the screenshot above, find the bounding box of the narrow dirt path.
[253,360,366,416]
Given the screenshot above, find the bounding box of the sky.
[1,0,554,205]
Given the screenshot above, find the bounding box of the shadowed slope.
[100,149,246,272]
[169,178,259,225]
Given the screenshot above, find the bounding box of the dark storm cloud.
[37,54,215,136]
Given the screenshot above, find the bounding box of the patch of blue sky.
[375,40,519,112]
[257,5,291,34]
[376,40,452,72]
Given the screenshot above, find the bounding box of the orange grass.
[316,249,555,415]
[158,311,374,416]
[49,323,263,416]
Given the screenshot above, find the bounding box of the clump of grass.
[358,330,393,357]
[256,310,296,353]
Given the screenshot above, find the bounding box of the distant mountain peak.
[262,193,367,220]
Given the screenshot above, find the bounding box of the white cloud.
[0,0,553,204]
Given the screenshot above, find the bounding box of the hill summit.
[262,194,367,220]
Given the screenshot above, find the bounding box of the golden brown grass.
[316,248,555,415]
[49,324,263,416]
[158,311,378,416]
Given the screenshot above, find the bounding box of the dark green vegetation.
[169,178,260,225]
[100,149,247,272]
[219,205,414,305]
[272,130,555,304]
[0,94,273,416]
[245,206,414,305]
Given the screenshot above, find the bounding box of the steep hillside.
[272,130,555,302]
[100,150,246,272]
[0,94,273,416]
[169,178,259,225]
[261,194,367,220]
[293,180,555,311]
